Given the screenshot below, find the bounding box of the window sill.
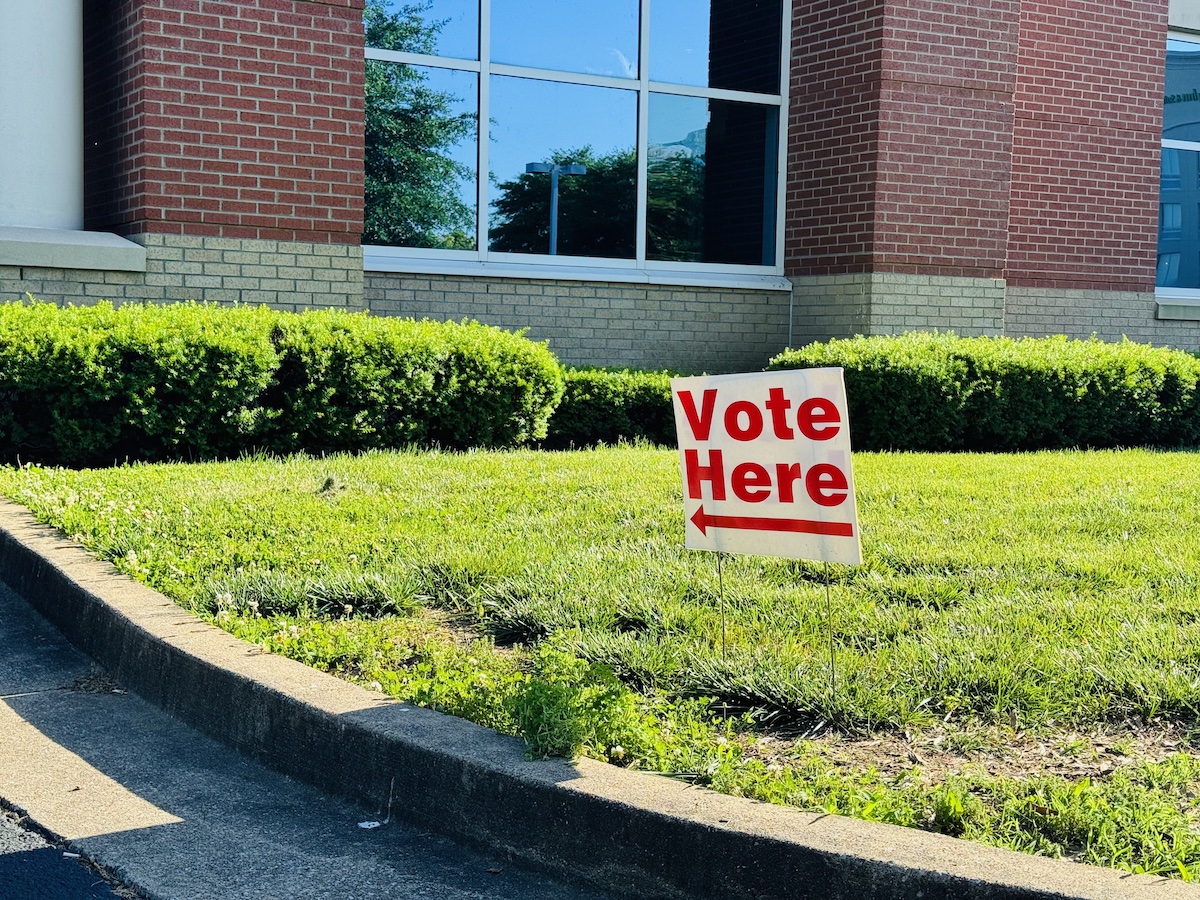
[363,250,793,292]
[0,226,147,272]
[1156,293,1200,321]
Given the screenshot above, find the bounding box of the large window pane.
[491,0,638,79]
[1165,40,1200,142]
[1157,146,1200,288]
[489,76,637,258]
[648,94,777,265]
[364,62,478,249]
[365,0,478,59]
[650,0,781,94]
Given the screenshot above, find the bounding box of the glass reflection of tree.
[489,147,704,259]
[364,1,476,248]
[490,148,637,258]
[648,156,704,262]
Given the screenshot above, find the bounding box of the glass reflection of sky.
[649,93,709,151]
[650,0,710,87]
[488,76,636,191]
[491,0,638,78]
[376,0,478,59]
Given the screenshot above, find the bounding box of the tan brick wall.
[1006,287,1200,349]
[0,234,364,310]
[364,273,790,373]
[789,273,1004,346]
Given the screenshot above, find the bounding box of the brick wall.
[364,274,791,373]
[786,0,884,275]
[84,0,365,244]
[1006,0,1167,291]
[872,0,1018,277]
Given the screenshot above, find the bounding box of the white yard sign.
[671,368,862,565]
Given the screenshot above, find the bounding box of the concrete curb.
[0,499,1194,900]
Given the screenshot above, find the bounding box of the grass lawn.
[4,447,1200,878]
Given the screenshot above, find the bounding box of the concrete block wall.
[0,235,364,311]
[364,274,791,373]
[789,273,1004,346]
[1006,287,1200,347]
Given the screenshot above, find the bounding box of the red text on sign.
[684,449,849,507]
[678,388,841,442]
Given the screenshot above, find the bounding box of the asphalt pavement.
[0,582,615,900]
[0,804,127,900]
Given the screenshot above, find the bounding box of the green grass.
[4,447,1200,878]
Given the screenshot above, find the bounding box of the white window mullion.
[775,0,792,270]
[635,0,651,265]
[365,47,480,72]
[645,80,782,106]
[477,0,491,260]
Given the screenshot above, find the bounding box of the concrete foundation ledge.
[0,499,1192,900]
[0,225,147,271]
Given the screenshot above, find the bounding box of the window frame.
[362,1,793,291]
[1157,32,1200,316]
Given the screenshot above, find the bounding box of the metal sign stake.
[717,551,728,660]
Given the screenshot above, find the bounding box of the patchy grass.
[4,447,1200,878]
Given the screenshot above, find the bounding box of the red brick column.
[85,0,365,244]
[786,0,1019,279]
[1006,0,1167,292]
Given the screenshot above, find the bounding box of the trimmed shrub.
[768,333,1200,452]
[261,312,563,454]
[0,300,564,465]
[543,368,676,448]
[0,301,279,467]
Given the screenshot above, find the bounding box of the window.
[362,0,788,280]
[1159,38,1200,290]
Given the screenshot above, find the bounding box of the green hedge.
[768,332,1200,451]
[542,368,676,448]
[0,301,564,466]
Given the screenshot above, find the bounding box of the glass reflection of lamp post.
[525,162,587,255]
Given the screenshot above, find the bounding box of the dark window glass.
[364,62,478,248]
[365,0,478,59]
[1157,146,1200,288]
[488,76,637,259]
[648,94,777,265]
[491,0,638,79]
[650,0,781,94]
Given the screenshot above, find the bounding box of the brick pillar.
[70,0,367,310]
[786,0,1017,344]
[85,0,365,243]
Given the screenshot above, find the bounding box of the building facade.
[0,0,1195,373]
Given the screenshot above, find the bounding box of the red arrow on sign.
[690,506,854,538]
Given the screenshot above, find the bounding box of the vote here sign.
[671,368,862,565]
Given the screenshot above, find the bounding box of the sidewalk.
[0,582,613,900]
[0,499,1195,900]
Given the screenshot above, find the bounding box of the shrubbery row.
[544,334,1200,452]
[768,332,1200,451]
[7,300,1199,462]
[0,301,564,466]
[540,368,675,449]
